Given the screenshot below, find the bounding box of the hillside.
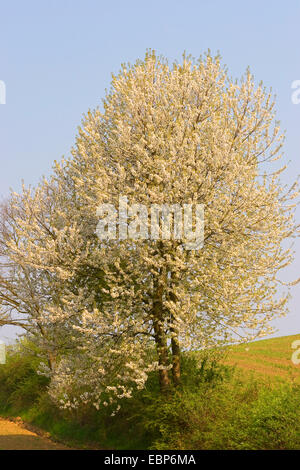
[224,334,300,383]
[1,334,300,450]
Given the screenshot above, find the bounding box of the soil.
[0,417,70,450]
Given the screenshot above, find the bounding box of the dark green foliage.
[0,343,49,411]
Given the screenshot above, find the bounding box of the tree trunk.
[47,351,56,372]
[153,276,171,393]
[171,327,181,386]
[169,273,181,386]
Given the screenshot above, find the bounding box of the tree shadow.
[0,434,69,450]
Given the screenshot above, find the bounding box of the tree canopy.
[0,51,298,407]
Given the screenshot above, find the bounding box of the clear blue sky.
[0,0,299,342]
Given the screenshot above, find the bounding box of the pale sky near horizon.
[0,0,299,343]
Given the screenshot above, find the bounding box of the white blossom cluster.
[0,51,299,408]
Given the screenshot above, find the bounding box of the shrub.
[1,342,300,450]
[0,342,49,412]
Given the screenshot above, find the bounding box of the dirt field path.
[0,418,69,450]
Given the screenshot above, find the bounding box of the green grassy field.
[224,334,300,384]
